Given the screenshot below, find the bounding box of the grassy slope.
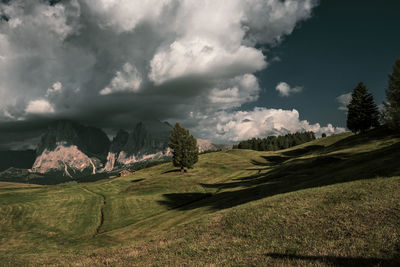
[0,129,399,266]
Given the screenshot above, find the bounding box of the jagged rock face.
[33,120,110,176]
[104,121,172,171]
[197,139,217,153]
[109,129,129,153]
[36,120,110,159]
[124,122,171,155]
[104,152,117,172]
[32,144,102,177]
[197,139,233,153]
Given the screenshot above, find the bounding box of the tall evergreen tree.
[347,82,379,133]
[168,123,198,173]
[384,58,400,130]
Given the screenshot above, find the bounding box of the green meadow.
[1,128,400,266]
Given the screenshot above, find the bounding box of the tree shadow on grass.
[158,135,400,211]
[250,155,290,167]
[282,145,325,157]
[265,253,399,267]
[323,127,399,153]
[158,192,213,210]
[131,178,145,183]
[200,154,347,191]
[163,169,186,174]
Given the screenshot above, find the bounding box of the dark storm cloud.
[0,0,328,148]
[0,119,52,150]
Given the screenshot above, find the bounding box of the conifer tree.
[168,123,198,173]
[384,58,400,130]
[347,82,379,133]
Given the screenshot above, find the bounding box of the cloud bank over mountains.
[0,0,344,146]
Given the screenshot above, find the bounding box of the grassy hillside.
[0,128,399,266]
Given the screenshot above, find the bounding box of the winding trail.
[80,186,106,236]
[96,187,219,237]
[76,184,219,238]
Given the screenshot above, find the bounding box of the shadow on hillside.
[158,133,400,211]
[161,193,213,210]
[265,253,399,267]
[282,145,325,157]
[163,169,186,174]
[250,155,290,167]
[324,127,398,152]
[131,178,145,183]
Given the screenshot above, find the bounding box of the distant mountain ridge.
[30,120,174,176]
[104,121,172,171]
[32,120,110,177]
[197,139,233,153]
[0,120,230,179]
[35,120,110,158]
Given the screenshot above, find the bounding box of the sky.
[254,0,400,127]
[0,0,399,149]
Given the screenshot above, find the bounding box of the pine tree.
[384,58,400,130]
[168,123,198,173]
[347,82,379,133]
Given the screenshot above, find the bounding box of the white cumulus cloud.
[100,63,142,95]
[275,82,303,97]
[25,99,55,115]
[190,107,346,143]
[45,82,63,97]
[242,0,316,45]
[209,74,260,109]
[337,92,352,111]
[149,38,266,85]
[83,0,173,33]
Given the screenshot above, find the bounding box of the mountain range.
[0,120,228,180]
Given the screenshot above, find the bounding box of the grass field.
[1,128,400,266]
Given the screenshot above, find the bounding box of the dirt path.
[80,186,106,236]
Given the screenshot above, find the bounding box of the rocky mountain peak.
[36,120,110,159]
[118,120,172,156]
[32,120,110,176]
[110,129,129,153]
[104,120,172,171]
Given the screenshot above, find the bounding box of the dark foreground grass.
[0,128,399,266]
